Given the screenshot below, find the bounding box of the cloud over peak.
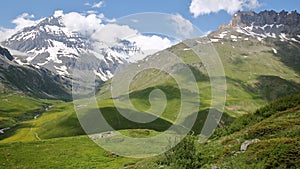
[189,0,261,17]
[0,10,174,53]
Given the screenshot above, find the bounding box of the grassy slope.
[0,99,175,143]
[212,35,300,114]
[0,136,139,169]
[196,94,300,169]
[96,35,300,118]
[132,94,300,169]
[0,88,61,128]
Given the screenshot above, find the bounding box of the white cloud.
[86,10,99,14]
[105,18,117,23]
[189,0,261,17]
[91,24,138,44]
[131,19,139,23]
[62,12,103,36]
[91,23,173,52]
[0,28,16,42]
[92,1,104,8]
[170,14,194,37]
[53,10,64,17]
[204,30,212,35]
[85,1,104,8]
[0,13,43,41]
[128,35,173,51]
[84,2,91,6]
[12,13,39,30]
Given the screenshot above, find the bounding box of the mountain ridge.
[2,10,300,82]
[1,14,144,81]
[226,10,300,41]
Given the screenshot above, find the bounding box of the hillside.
[0,94,299,168]
[131,94,300,168]
[96,28,300,118]
[0,9,300,168]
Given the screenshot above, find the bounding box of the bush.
[255,94,300,118]
[247,138,300,169]
[158,135,203,169]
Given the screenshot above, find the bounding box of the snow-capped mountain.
[209,10,300,43]
[2,14,142,81]
[0,46,72,100]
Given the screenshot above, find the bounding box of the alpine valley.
[0,10,300,169]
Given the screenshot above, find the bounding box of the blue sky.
[0,0,299,33]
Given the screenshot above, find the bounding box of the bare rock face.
[229,10,300,37]
[0,46,72,100]
[0,46,14,61]
[240,139,260,151]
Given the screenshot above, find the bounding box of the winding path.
[29,105,52,141]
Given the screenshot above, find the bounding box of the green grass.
[0,136,140,169]
[0,92,61,130]
[0,101,82,143]
[1,99,175,142]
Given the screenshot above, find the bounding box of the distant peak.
[37,14,64,27]
[53,10,64,18]
[230,10,300,27]
[227,10,300,38]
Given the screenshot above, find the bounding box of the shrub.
[158,135,203,169]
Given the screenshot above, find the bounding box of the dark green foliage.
[188,64,209,82]
[274,40,300,74]
[244,138,300,169]
[247,119,300,139]
[211,94,300,138]
[255,76,300,101]
[159,135,203,169]
[255,93,300,118]
[0,118,15,129]
[79,107,173,134]
[182,109,234,135]
[246,105,300,139]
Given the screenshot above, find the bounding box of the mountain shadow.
[78,107,174,135]
[274,41,300,75]
[255,75,300,101]
[181,109,234,135]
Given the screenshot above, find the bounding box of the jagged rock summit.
[209,10,300,43]
[230,10,300,37]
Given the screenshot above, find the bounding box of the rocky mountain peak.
[230,10,300,26]
[37,15,64,28]
[229,10,300,37]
